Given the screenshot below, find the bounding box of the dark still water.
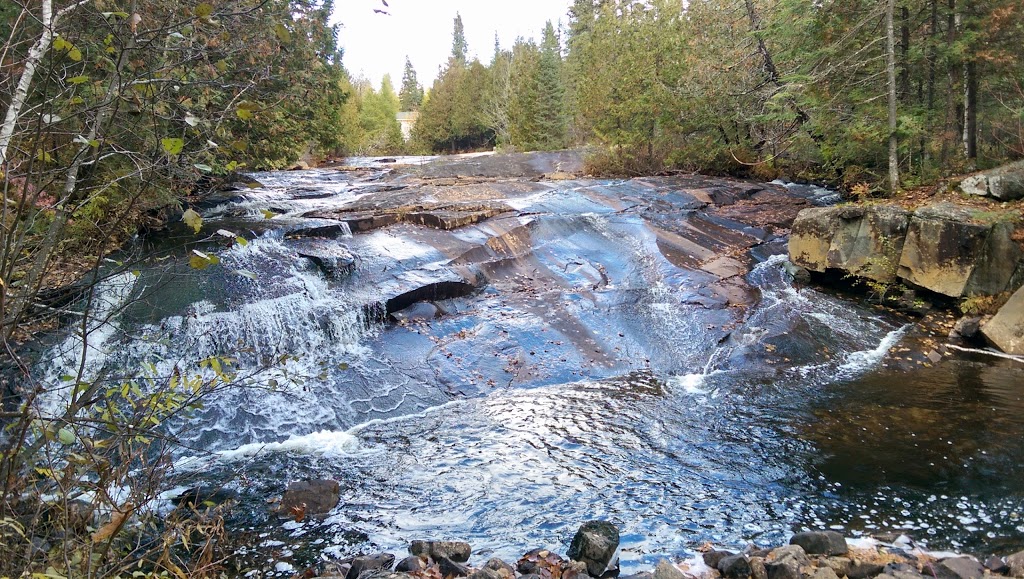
[34,159,1024,573]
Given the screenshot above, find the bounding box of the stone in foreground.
[789,531,848,556]
[409,540,473,563]
[567,520,621,577]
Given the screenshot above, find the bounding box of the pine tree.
[399,57,423,111]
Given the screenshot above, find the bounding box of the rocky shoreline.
[287,525,1024,579]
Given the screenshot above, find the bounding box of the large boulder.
[567,520,620,577]
[983,285,1024,355]
[897,203,1022,297]
[789,205,910,283]
[959,160,1024,201]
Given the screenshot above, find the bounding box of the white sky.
[332,0,574,89]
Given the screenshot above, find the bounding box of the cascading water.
[32,157,1024,575]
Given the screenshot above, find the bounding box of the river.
[34,154,1024,574]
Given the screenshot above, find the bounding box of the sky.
[332,0,574,89]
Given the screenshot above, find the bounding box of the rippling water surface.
[35,159,1024,572]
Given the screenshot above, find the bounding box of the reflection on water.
[798,358,1024,554]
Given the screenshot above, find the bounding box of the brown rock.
[276,479,340,518]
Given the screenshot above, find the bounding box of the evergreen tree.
[451,13,469,66]
[534,21,568,150]
[399,57,424,111]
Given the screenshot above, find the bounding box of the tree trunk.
[887,0,900,190]
[0,0,55,172]
[961,0,977,161]
[743,0,780,85]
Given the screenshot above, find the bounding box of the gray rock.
[409,540,473,563]
[847,561,885,579]
[468,568,503,579]
[395,556,426,573]
[959,160,1024,201]
[789,205,910,284]
[982,284,1024,355]
[772,546,812,568]
[935,557,984,579]
[483,558,516,579]
[983,556,1008,575]
[350,554,396,578]
[1009,550,1024,577]
[704,551,737,569]
[898,204,1022,298]
[653,560,687,579]
[438,556,471,578]
[949,316,984,341]
[789,532,848,556]
[567,521,621,577]
[881,563,924,579]
[276,479,340,518]
[720,554,752,579]
[765,561,799,579]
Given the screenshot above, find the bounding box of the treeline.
[409,1,1024,188]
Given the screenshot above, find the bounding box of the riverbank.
[282,525,1024,579]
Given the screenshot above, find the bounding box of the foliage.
[399,57,424,111]
[0,0,359,574]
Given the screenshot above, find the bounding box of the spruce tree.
[399,57,423,111]
[451,13,468,66]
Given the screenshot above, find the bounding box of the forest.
[404,0,1024,189]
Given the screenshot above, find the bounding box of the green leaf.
[161,137,184,155]
[57,427,75,445]
[68,75,89,85]
[235,107,253,120]
[182,208,203,233]
[235,236,248,246]
[275,23,292,43]
[53,36,69,52]
[67,47,82,62]
[260,209,276,219]
[195,3,214,18]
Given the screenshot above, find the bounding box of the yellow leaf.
[182,208,202,233]
[68,47,82,62]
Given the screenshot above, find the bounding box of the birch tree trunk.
[0,0,54,173]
